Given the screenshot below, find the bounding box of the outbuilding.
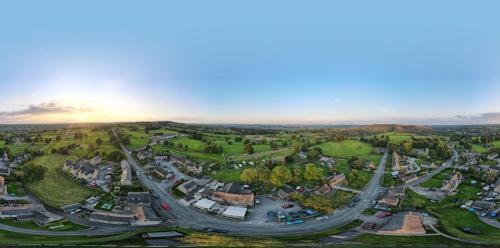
[221,206,247,220]
[193,198,216,211]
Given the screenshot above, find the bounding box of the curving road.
[121,140,389,236]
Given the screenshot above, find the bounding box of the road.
[121,139,389,236]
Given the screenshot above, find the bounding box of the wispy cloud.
[0,101,92,117]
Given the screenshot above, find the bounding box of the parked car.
[161,202,170,210]
[362,223,376,230]
[282,203,294,209]
[377,211,392,218]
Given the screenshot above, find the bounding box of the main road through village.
[0,132,457,237]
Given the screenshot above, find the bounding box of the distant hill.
[348,124,433,133]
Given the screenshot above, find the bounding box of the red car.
[377,211,392,218]
[282,203,294,209]
[161,202,170,210]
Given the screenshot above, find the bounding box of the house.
[471,201,495,211]
[0,161,11,176]
[193,198,216,211]
[392,152,401,171]
[60,203,82,213]
[183,161,203,175]
[120,160,132,186]
[90,155,102,166]
[0,176,5,195]
[150,134,177,145]
[441,171,461,192]
[365,161,377,170]
[211,183,255,206]
[33,210,64,226]
[388,186,405,197]
[221,206,247,220]
[328,173,346,187]
[127,192,151,206]
[89,211,135,225]
[153,166,170,179]
[314,184,332,197]
[376,187,405,210]
[410,148,429,157]
[400,174,418,184]
[487,153,499,160]
[178,180,198,195]
[319,156,335,167]
[494,178,500,194]
[63,160,98,182]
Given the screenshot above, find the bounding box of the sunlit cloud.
[0,101,92,117]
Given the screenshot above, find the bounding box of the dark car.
[348,202,356,207]
[289,212,300,219]
[283,203,294,209]
[362,223,376,230]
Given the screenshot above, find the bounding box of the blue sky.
[0,0,499,124]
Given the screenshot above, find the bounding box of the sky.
[0,0,499,125]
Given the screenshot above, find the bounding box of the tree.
[106,151,125,162]
[121,136,131,145]
[269,141,278,150]
[270,166,292,187]
[56,135,62,142]
[22,164,47,183]
[303,163,324,182]
[307,149,320,161]
[240,168,259,184]
[291,164,303,184]
[350,169,359,178]
[243,143,254,154]
[256,165,271,184]
[96,138,103,146]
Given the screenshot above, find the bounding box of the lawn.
[471,144,488,154]
[209,168,242,182]
[26,154,95,207]
[331,191,356,208]
[6,182,25,196]
[315,140,378,162]
[494,140,500,148]
[380,132,428,143]
[420,177,443,188]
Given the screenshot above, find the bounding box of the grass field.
[494,140,500,148]
[471,144,488,154]
[209,168,242,182]
[315,140,376,160]
[335,160,373,190]
[26,154,95,207]
[420,168,453,188]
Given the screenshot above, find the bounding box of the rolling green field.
[420,168,453,188]
[380,132,426,143]
[26,154,95,207]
